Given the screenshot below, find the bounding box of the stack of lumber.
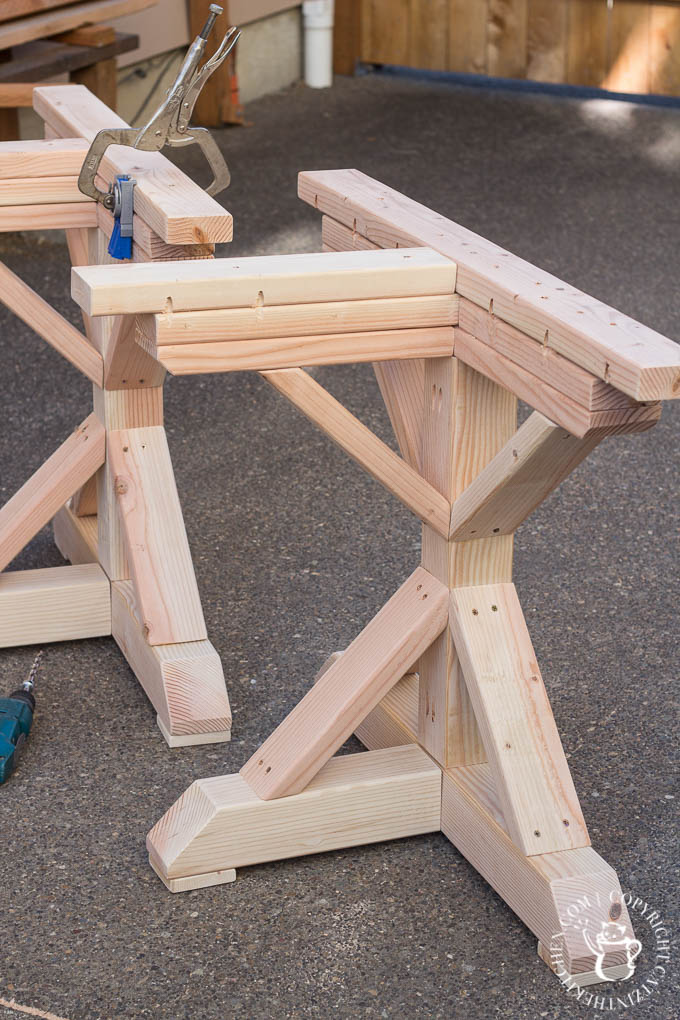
[0,0,155,49]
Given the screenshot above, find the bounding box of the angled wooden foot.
[112,581,231,744]
[147,745,441,889]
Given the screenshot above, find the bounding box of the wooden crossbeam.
[0,138,89,178]
[96,206,215,264]
[261,368,451,537]
[71,248,457,316]
[148,294,459,344]
[0,176,87,206]
[454,328,659,438]
[458,297,635,411]
[449,583,589,855]
[241,567,449,800]
[0,202,96,232]
[0,261,103,386]
[34,85,232,246]
[299,169,680,402]
[108,427,207,646]
[148,745,441,887]
[112,581,231,744]
[0,563,110,647]
[449,410,657,541]
[0,414,105,573]
[53,504,98,565]
[153,328,455,375]
[71,474,97,517]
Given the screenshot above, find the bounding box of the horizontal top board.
[298,169,680,402]
[71,247,457,316]
[0,137,88,179]
[0,0,155,49]
[33,85,232,246]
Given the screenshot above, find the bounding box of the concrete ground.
[0,73,678,1019]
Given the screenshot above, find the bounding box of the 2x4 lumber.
[0,414,105,573]
[108,427,207,646]
[53,504,98,565]
[0,83,44,108]
[148,745,441,884]
[0,563,110,647]
[450,411,635,542]
[0,260,103,386]
[0,0,155,50]
[71,247,457,317]
[449,583,590,856]
[0,1,84,24]
[104,314,166,390]
[355,669,633,980]
[0,137,88,179]
[299,169,680,402]
[0,176,86,205]
[0,33,139,86]
[454,328,660,439]
[458,297,636,411]
[71,473,97,516]
[149,294,459,345]
[0,201,96,232]
[33,85,232,246]
[96,206,215,264]
[419,358,516,770]
[112,581,231,742]
[241,567,449,800]
[321,214,426,472]
[442,766,634,979]
[261,368,450,536]
[154,327,455,376]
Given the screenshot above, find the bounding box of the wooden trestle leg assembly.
[2,87,679,983]
[0,85,233,746]
[127,170,678,987]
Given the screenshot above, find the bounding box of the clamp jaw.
[78,4,239,252]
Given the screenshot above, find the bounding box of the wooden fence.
[335,0,680,97]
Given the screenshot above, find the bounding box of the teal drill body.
[0,651,40,784]
[0,695,34,783]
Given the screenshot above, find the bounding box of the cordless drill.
[0,651,40,784]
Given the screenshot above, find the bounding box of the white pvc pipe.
[302,0,334,89]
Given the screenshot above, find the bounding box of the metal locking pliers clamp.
[78,4,240,213]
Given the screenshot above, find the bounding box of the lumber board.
[356,667,635,979]
[0,137,88,179]
[150,294,459,345]
[320,214,426,472]
[149,745,441,882]
[0,260,102,386]
[449,410,655,542]
[299,170,680,401]
[33,85,232,245]
[93,382,164,429]
[449,582,590,855]
[71,247,457,316]
[153,328,455,375]
[71,473,97,516]
[0,0,155,50]
[97,206,214,264]
[0,175,86,206]
[0,0,105,24]
[455,327,642,439]
[53,504,98,565]
[108,427,207,646]
[112,580,231,741]
[0,201,96,232]
[458,297,635,411]
[261,368,451,536]
[0,83,43,108]
[104,314,166,390]
[419,357,516,770]
[0,563,110,647]
[0,33,139,85]
[442,765,633,978]
[241,567,449,800]
[0,414,105,573]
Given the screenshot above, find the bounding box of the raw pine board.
[356,1,680,96]
[0,0,156,49]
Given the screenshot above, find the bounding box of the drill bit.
[22,650,42,695]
